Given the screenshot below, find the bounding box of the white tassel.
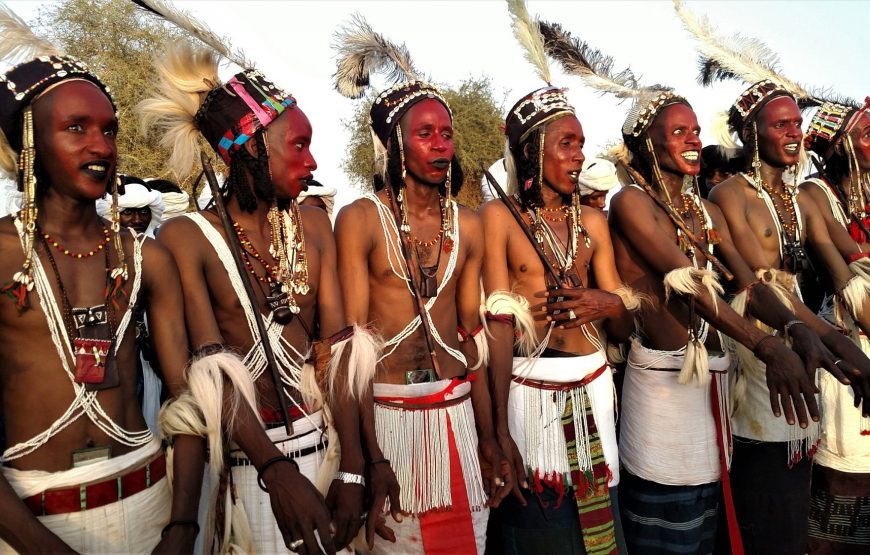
[711,110,739,149]
[470,330,489,371]
[314,406,342,496]
[756,268,796,311]
[327,325,383,400]
[849,258,870,282]
[613,285,645,312]
[159,351,259,474]
[678,335,711,387]
[840,273,870,321]
[484,290,538,356]
[663,266,724,315]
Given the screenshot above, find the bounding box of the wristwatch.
[334,471,366,487]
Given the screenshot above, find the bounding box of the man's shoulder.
[336,195,379,232]
[609,185,653,215]
[709,174,749,202]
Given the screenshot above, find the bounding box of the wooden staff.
[201,152,293,436]
[620,161,735,281]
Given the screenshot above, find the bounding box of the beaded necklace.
[233,220,278,286]
[42,224,110,259]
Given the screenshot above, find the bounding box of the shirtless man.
[799,99,870,553]
[607,91,866,554]
[0,46,201,552]
[708,81,870,554]
[336,79,512,554]
[141,44,366,554]
[480,87,633,555]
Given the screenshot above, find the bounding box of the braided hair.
[374,126,464,197]
[224,131,276,213]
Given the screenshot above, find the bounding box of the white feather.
[507,0,551,85]
[0,3,58,63]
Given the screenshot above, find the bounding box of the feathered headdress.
[537,19,684,140]
[0,4,121,311]
[135,0,294,179]
[333,14,450,176]
[673,0,813,145]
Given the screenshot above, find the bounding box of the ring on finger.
[568,309,577,320]
[289,539,305,550]
[835,359,844,366]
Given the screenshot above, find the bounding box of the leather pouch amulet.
[73,337,118,389]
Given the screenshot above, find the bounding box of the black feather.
[697,56,739,86]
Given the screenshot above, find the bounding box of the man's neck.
[402,179,441,218]
[38,189,102,236]
[225,193,275,237]
[657,168,685,204]
[759,159,786,193]
[540,183,567,209]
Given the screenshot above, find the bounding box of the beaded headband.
[805,98,870,160]
[369,80,451,149]
[505,86,574,148]
[622,91,690,138]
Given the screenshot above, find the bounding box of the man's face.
[32,80,118,201]
[119,207,152,234]
[848,111,870,172]
[581,191,607,210]
[541,115,585,196]
[709,169,732,187]
[754,96,803,168]
[648,103,702,177]
[398,99,454,187]
[263,107,317,200]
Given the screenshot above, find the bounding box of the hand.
[789,323,842,383]
[496,431,527,505]
[364,460,403,550]
[820,330,870,416]
[755,336,819,428]
[325,478,364,551]
[531,288,621,329]
[477,436,515,509]
[261,459,336,555]
[151,525,197,554]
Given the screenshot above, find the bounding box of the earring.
[751,122,763,197]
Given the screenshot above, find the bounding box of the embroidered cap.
[505,86,574,148]
[369,79,451,148]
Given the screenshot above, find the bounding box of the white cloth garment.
[577,158,619,197]
[509,350,620,487]
[619,338,732,486]
[228,410,329,554]
[96,183,164,237]
[0,438,169,554]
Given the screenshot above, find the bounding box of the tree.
[341,76,505,211]
[35,0,192,184]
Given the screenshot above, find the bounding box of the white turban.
[577,158,619,196]
[298,184,337,220]
[96,183,164,237]
[0,179,21,218]
[159,190,190,220]
[481,159,508,204]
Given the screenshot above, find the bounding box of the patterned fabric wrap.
[562,391,617,555]
[808,464,870,551]
[805,99,869,160]
[621,90,689,138]
[727,80,794,136]
[0,55,115,151]
[194,69,295,164]
[505,86,574,148]
[369,80,451,148]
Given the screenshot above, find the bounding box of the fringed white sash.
[373,380,487,516]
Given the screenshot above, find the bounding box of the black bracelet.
[257,455,299,492]
[161,519,200,538]
[370,458,391,466]
[753,334,778,357]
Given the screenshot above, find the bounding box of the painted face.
[119,206,152,234]
[754,96,803,168]
[32,80,118,201]
[263,107,317,200]
[541,115,585,196]
[581,191,607,210]
[848,111,870,172]
[398,99,454,187]
[648,103,702,177]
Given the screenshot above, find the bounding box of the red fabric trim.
[375,376,473,405]
[846,252,870,264]
[484,311,514,326]
[419,414,478,553]
[712,376,745,554]
[512,363,608,391]
[23,453,166,517]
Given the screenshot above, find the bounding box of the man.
[297,179,337,221]
[607,89,867,555]
[96,177,164,237]
[699,145,739,198]
[707,81,870,554]
[140,43,370,554]
[0,23,203,553]
[334,21,513,550]
[800,98,870,553]
[480,86,634,554]
[578,157,619,212]
[146,178,189,223]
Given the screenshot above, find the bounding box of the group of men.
[0,1,869,555]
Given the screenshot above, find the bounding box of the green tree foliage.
[342,76,504,211]
[36,0,186,183]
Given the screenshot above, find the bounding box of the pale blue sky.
[6,0,869,210]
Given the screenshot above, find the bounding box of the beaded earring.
[750,122,764,197]
[396,125,410,233]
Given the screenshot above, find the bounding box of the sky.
[5,0,869,213]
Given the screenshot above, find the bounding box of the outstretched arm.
[141,239,205,553]
[611,188,818,427]
[334,202,402,548]
[158,218,336,555]
[457,209,513,508]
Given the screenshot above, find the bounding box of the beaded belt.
[23,453,166,517]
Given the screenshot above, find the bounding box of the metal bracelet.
[334,471,366,487]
